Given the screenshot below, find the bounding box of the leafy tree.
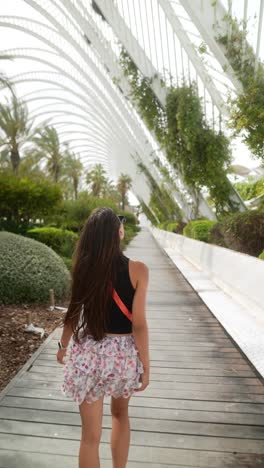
[101,178,122,205]
[137,196,158,225]
[165,85,235,216]
[16,151,45,181]
[32,126,65,182]
[0,174,62,233]
[117,173,132,210]
[217,18,264,160]
[234,178,264,201]
[86,163,108,197]
[0,95,35,174]
[137,161,183,223]
[120,50,238,217]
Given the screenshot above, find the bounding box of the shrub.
[183,220,217,243]
[27,227,78,258]
[0,174,62,234]
[118,210,138,226]
[173,221,187,234]
[259,250,264,260]
[0,231,70,304]
[62,256,72,271]
[122,224,140,249]
[210,210,264,256]
[157,220,187,234]
[45,195,117,233]
[209,223,227,248]
[166,222,179,232]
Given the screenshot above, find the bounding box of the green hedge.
[45,195,118,233]
[209,210,264,257]
[158,220,187,234]
[183,220,217,243]
[27,227,78,258]
[259,250,264,260]
[0,231,70,304]
[62,256,73,271]
[158,221,179,232]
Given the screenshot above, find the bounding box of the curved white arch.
[1,48,136,149]
[0,19,147,146]
[0,18,171,183]
[5,71,147,161]
[0,13,185,214]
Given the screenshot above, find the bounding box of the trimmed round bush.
[210,210,264,257]
[183,220,217,243]
[0,231,70,304]
[259,250,264,260]
[27,227,78,258]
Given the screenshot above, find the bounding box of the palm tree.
[0,95,34,174]
[86,163,108,197]
[117,173,132,210]
[32,126,64,182]
[0,55,15,96]
[18,151,46,181]
[62,150,83,200]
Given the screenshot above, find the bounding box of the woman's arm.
[57,323,73,365]
[60,323,73,348]
[132,262,150,384]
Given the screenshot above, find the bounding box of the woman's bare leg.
[110,396,131,468]
[79,396,104,468]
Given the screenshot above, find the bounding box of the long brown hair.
[63,207,123,342]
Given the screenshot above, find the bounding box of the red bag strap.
[112,288,132,322]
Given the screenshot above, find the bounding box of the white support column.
[182,0,242,92]
[255,0,264,70]
[158,0,228,116]
[94,0,167,106]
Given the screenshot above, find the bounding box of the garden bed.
[0,302,67,392]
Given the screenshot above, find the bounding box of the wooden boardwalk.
[0,227,264,467]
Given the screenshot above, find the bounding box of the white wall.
[151,227,264,320]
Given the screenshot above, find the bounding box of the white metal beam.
[182,0,242,92]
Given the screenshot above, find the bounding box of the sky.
[0,0,263,203]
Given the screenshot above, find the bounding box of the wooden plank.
[26,364,257,377]
[0,450,187,468]
[2,396,264,425]
[36,350,246,361]
[31,360,254,371]
[13,371,262,386]
[1,419,264,452]
[0,434,264,467]
[1,407,264,439]
[13,375,264,394]
[7,385,264,403]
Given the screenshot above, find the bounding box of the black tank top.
[105,254,135,334]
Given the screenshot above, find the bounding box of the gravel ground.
[0,302,67,392]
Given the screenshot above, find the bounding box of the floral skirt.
[61,334,144,405]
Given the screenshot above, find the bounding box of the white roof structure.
[0,0,263,219]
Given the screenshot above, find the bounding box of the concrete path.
[0,227,264,467]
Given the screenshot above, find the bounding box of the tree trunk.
[74,178,78,200]
[122,193,125,210]
[10,149,20,175]
[54,165,60,183]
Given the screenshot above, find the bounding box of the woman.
[57,207,150,468]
